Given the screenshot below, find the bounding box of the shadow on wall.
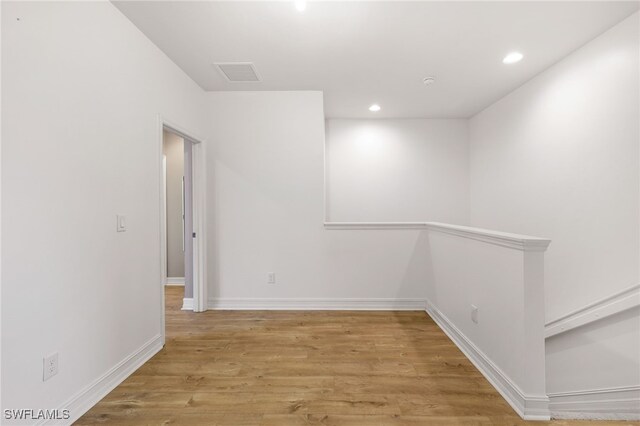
[398,230,433,303]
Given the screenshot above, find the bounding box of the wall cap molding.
[37,334,163,425]
[545,284,640,338]
[425,222,551,251]
[208,297,426,311]
[324,221,551,252]
[425,299,550,421]
[324,222,427,230]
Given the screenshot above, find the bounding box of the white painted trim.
[545,284,640,338]
[165,277,185,286]
[549,386,640,420]
[425,222,551,251]
[191,141,208,312]
[37,334,163,425]
[182,298,194,311]
[425,299,550,421]
[324,222,551,252]
[208,298,426,311]
[158,117,168,345]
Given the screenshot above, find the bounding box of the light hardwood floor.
[77,287,632,425]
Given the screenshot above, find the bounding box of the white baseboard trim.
[182,297,194,311]
[425,299,550,421]
[165,277,185,286]
[37,334,163,425]
[207,298,426,311]
[545,284,640,338]
[549,386,640,420]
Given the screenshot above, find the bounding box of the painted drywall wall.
[326,119,469,223]
[468,10,640,406]
[1,1,206,422]
[163,130,185,279]
[206,92,431,304]
[546,306,640,392]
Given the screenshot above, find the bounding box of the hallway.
[77,288,630,425]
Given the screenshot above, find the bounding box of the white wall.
[206,92,430,304]
[468,11,640,410]
[163,130,185,279]
[1,2,206,422]
[546,307,640,393]
[326,119,469,223]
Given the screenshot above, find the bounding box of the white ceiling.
[114,1,639,118]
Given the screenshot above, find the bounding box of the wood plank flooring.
[77,287,633,425]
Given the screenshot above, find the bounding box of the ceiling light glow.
[294,0,306,12]
[503,51,523,64]
[369,104,381,112]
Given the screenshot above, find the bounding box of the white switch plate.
[471,304,479,324]
[116,215,126,232]
[267,272,276,284]
[43,352,58,381]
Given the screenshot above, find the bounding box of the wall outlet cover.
[43,352,59,381]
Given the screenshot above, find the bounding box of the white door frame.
[157,116,208,344]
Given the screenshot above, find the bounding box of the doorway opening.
[158,118,207,344]
[162,130,192,305]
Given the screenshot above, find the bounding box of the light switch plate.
[116,215,126,232]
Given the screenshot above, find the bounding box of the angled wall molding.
[208,297,426,311]
[545,284,640,338]
[425,299,550,420]
[549,385,640,420]
[37,334,163,425]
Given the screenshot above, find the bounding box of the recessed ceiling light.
[423,76,436,85]
[294,0,306,12]
[503,51,524,64]
[369,104,381,112]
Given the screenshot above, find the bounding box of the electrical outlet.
[43,352,58,381]
[267,272,276,284]
[471,305,479,324]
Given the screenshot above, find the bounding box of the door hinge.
[192,232,196,238]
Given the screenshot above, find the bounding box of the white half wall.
[326,119,469,223]
[468,12,640,419]
[2,2,206,423]
[206,92,431,304]
[425,225,550,420]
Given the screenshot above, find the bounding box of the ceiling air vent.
[214,62,261,82]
